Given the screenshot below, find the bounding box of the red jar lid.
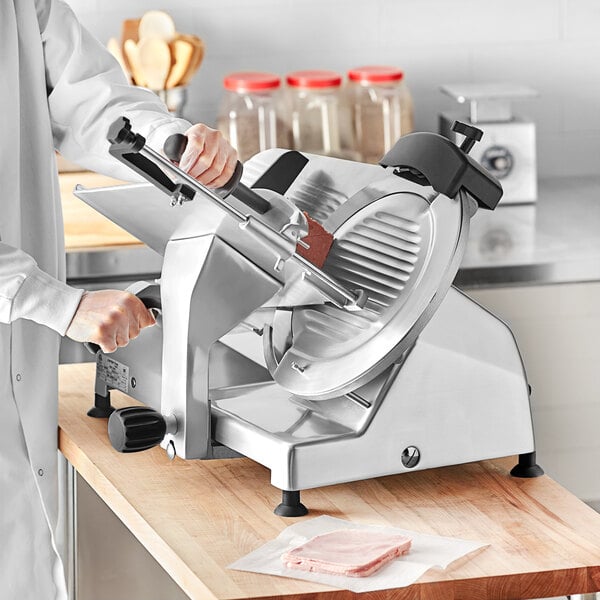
[223,72,281,92]
[286,70,343,89]
[348,66,404,83]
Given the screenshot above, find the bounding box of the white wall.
[66,0,600,178]
[467,282,600,502]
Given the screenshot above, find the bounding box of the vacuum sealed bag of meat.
[281,528,412,577]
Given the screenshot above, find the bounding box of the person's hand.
[65,290,155,353]
[177,123,238,188]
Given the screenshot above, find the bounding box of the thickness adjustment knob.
[108,406,167,453]
[452,121,484,154]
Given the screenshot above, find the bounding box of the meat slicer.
[75,118,543,516]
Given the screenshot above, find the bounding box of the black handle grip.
[163,132,188,163]
[164,133,244,197]
[164,133,271,214]
[108,406,166,453]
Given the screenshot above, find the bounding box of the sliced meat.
[296,212,334,269]
[281,528,411,578]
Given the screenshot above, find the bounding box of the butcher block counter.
[58,363,600,600]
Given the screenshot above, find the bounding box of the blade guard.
[379,123,503,210]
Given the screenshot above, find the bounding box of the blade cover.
[264,174,472,400]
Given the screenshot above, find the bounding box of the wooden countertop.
[60,171,143,251]
[59,363,600,600]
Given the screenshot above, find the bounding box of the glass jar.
[347,65,414,164]
[285,69,349,158]
[216,71,292,162]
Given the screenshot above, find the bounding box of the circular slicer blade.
[264,182,471,400]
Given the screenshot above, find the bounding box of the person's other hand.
[65,290,155,353]
[177,123,238,188]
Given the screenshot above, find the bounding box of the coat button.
[38,469,44,476]
[15,373,22,382]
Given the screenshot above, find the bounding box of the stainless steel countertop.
[66,245,162,286]
[457,175,600,288]
[66,176,600,290]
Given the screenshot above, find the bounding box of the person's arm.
[39,0,236,187]
[27,1,235,349]
[0,243,82,335]
[65,290,156,353]
[0,242,153,352]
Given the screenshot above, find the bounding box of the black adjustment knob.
[108,406,167,453]
[452,121,484,154]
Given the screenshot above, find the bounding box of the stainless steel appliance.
[440,83,538,204]
[74,118,542,515]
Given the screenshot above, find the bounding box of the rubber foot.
[87,393,114,418]
[274,490,308,517]
[87,405,115,418]
[510,463,545,478]
[510,451,544,478]
[274,501,308,517]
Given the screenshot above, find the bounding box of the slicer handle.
[108,406,167,453]
[84,295,161,356]
[164,133,244,198]
[164,133,271,214]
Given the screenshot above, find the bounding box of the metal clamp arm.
[106,117,367,312]
[108,117,196,204]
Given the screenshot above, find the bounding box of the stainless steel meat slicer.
[75,118,543,516]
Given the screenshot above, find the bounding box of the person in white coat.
[1,0,237,597]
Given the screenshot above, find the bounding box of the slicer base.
[212,287,538,492]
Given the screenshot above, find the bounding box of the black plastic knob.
[108,406,167,453]
[452,121,484,154]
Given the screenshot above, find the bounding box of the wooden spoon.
[137,37,172,90]
[138,10,176,42]
[123,39,146,87]
[107,38,131,82]
[120,18,140,73]
[165,37,195,89]
[178,35,205,86]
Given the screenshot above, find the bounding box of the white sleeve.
[39,0,191,181]
[0,243,83,336]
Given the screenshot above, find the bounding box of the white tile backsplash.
[564,0,600,41]
[64,0,600,178]
[378,0,562,46]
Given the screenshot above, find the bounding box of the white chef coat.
[0,1,190,597]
